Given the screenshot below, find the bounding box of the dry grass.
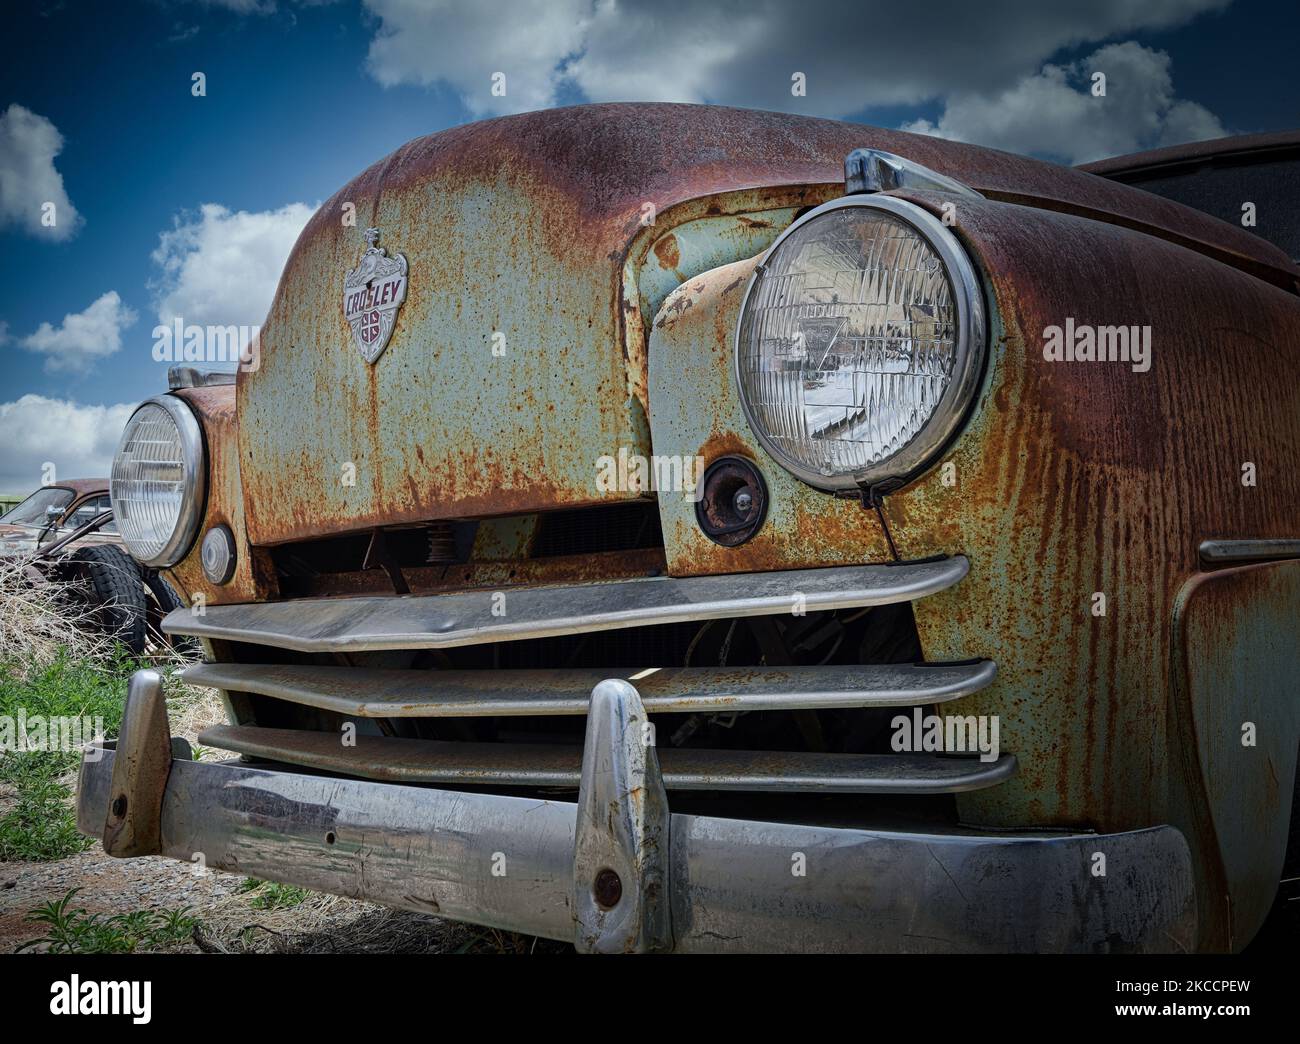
[0,559,114,674]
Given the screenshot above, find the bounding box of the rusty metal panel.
[637,208,800,322]
[166,385,274,606]
[238,105,1296,547]
[647,191,1300,851]
[900,195,1300,842]
[1168,560,1300,951]
[649,257,896,573]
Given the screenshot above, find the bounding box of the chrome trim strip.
[196,723,1019,794]
[182,659,998,717]
[1199,539,1300,565]
[163,556,969,652]
[844,148,982,199]
[76,743,1196,952]
[167,365,237,390]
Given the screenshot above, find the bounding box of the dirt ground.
[0,684,563,955]
[0,842,552,953]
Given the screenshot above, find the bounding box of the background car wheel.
[143,569,199,654]
[67,544,148,654]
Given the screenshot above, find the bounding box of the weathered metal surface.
[181,659,998,717]
[1168,560,1300,951]
[76,743,1194,952]
[648,191,1300,861]
[237,104,1294,547]
[163,557,968,651]
[100,670,174,857]
[167,385,273,606]
[573,679,672,952]
[637,208,801,325]
[649,257,897,573]
[198,722,1016,793]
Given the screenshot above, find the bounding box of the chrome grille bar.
[163,557,969,653]
[182,659,997,717]
[199,723,1017,794]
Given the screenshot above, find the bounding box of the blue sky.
[0,0,1296,491]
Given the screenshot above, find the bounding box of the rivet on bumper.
[573,679,672,953]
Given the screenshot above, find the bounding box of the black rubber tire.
[143,569,200,653]
[68,545,149,654]
[144,570,185,614]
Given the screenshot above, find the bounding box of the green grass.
[240,878,311,911]
[0,755,90,860]
[0,649,138,750]
[0,648,138,862]
[18,888,198,953]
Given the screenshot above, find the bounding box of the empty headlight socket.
[696,456,768,546]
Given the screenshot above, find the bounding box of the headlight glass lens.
[736,199,978,489]
[110,400,202,566]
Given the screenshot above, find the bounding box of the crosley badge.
[343,227,408,364]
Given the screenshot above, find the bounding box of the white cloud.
[150,201,315,329]
[902,42,1225,164]
[364,0,592,115]
[17,291,138,375]
[359,0,1228,119]
[0,396,135,492]
[0,104,83,241]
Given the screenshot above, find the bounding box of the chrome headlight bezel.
[109,394,206,568]
[733,193,986,493]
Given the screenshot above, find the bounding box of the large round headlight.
[109,396,205,567]
[735,195,985,491]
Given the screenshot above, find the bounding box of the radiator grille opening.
[531,500,663,557]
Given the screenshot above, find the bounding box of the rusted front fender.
[647,192,1300,951]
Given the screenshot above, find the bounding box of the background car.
[0,479,184,653]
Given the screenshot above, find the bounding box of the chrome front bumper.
[76,669,1198,953]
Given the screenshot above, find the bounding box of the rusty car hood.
[239,103,1296,546]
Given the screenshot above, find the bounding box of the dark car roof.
[1080,130,1300,178]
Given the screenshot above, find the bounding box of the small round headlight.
[110,396,205,567]
[735,194,985,491]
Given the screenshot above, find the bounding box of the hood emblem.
[343,227,409,364]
